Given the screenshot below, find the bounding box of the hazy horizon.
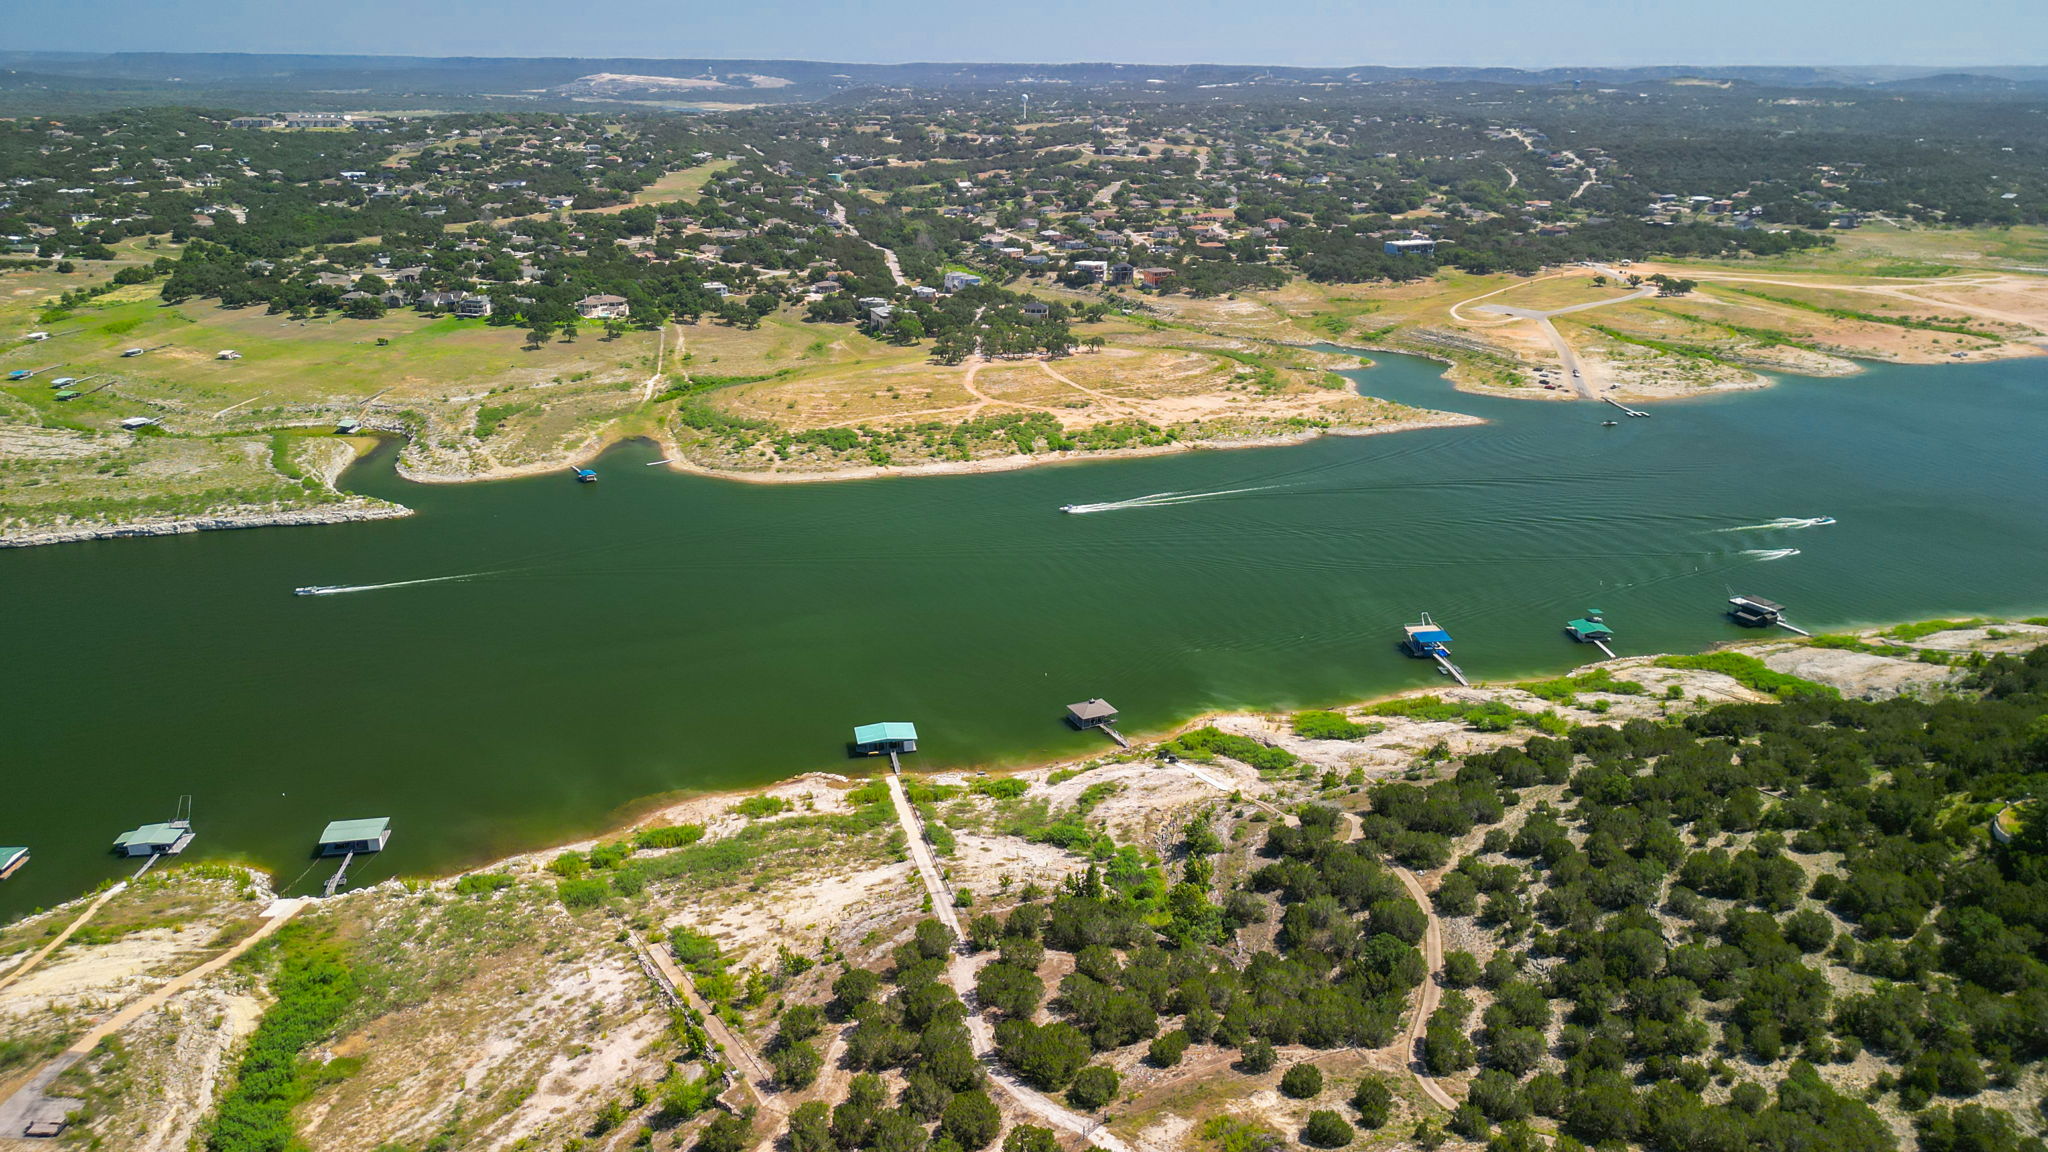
[10,0,2045,71]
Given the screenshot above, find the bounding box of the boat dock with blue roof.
[1401,612,1470,686]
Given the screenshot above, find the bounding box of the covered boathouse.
[852,721,919,756]
[317,818,392,856]
[112,821,194,857]
[1066,699,1119,730]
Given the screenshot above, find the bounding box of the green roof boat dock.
[1565,611,1618,659]
[852,721,918,772]
[317,817,391,897]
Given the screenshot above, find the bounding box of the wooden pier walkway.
[1432,651,1471,687]
[321,851,356,898]
[1098,725,1130,749]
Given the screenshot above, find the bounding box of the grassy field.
[632,159,736,205]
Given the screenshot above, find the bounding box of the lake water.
[5,351,2045,921]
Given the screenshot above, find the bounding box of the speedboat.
[1601,420,1618,427]
[1059,504,1077,513]
[1812,517,1835,526]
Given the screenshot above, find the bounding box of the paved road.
[1471,285,1658,399]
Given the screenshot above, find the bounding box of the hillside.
[3,620,2045,1152]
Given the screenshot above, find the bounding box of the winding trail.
[1390,866,1455,1110]
[881,776,1143,1152]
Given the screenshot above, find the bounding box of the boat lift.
[1401,613,1470,686]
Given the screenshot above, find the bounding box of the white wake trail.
[1061,484,1283,515]
[1741,548,1802,561]
[1725,517,1835,532]
[298,572,491,596]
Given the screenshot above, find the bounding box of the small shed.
[113,821,193,857]
[852,721,918,756]
[335,419,362,434]
[1066,699,1119,730]
[317,818,391,856]
[0,846,27,880]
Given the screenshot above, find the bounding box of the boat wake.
[1061,484,1283,515]
[1725,516,1836,532]
[294,572,491,596]
[1741,548,1802,562]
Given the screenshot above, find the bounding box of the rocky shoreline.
[0,496,413,549]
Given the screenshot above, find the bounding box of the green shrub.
[1238,1038,1276,1074]
[557,878,608,909]
[732,795,790,818]
[634,824,706,849]
[1197,1116,1283,1152]
[1352,1076,1393,1128]
[1280,1062,1325,1099]
[1066,1065,1120,1110]
[970,777,1030,800]
[452,872,514,897]
[1653,652,1838,699]
[1292,711,1384,740]
[1302,1110,1354,1149]
[1882,618,1986,641]
[1148,1030,1190,1067]
[1170,727,1299,772]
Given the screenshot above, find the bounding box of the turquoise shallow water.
[4,351,2044,920]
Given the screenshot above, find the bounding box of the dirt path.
[1389,866,1456,1111]
[0,897,306,1141]
[0,881,129,996]
[882,776,1145,1152]
[1035,360,1145,416]
[634,931,771,1105]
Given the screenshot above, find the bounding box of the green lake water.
[4,351,2045,921]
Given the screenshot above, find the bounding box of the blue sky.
[12,0,2043,68]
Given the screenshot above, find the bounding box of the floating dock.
[113,808,194,878]
[317,818,391,897]
[1066,699,1129,748]
[1728,595,1809,636]
[852,721,919,773]
[1603,396,1650,418]
[1565,611,1618,659]
[1401,613,1470,686]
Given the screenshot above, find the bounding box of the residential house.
[576,294,630,320]
[453,296,493,319]
[942,271,983,292]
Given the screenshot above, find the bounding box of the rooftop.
[853,721,918,744]
[318,817,391,844]
[1067,699,1118,720]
